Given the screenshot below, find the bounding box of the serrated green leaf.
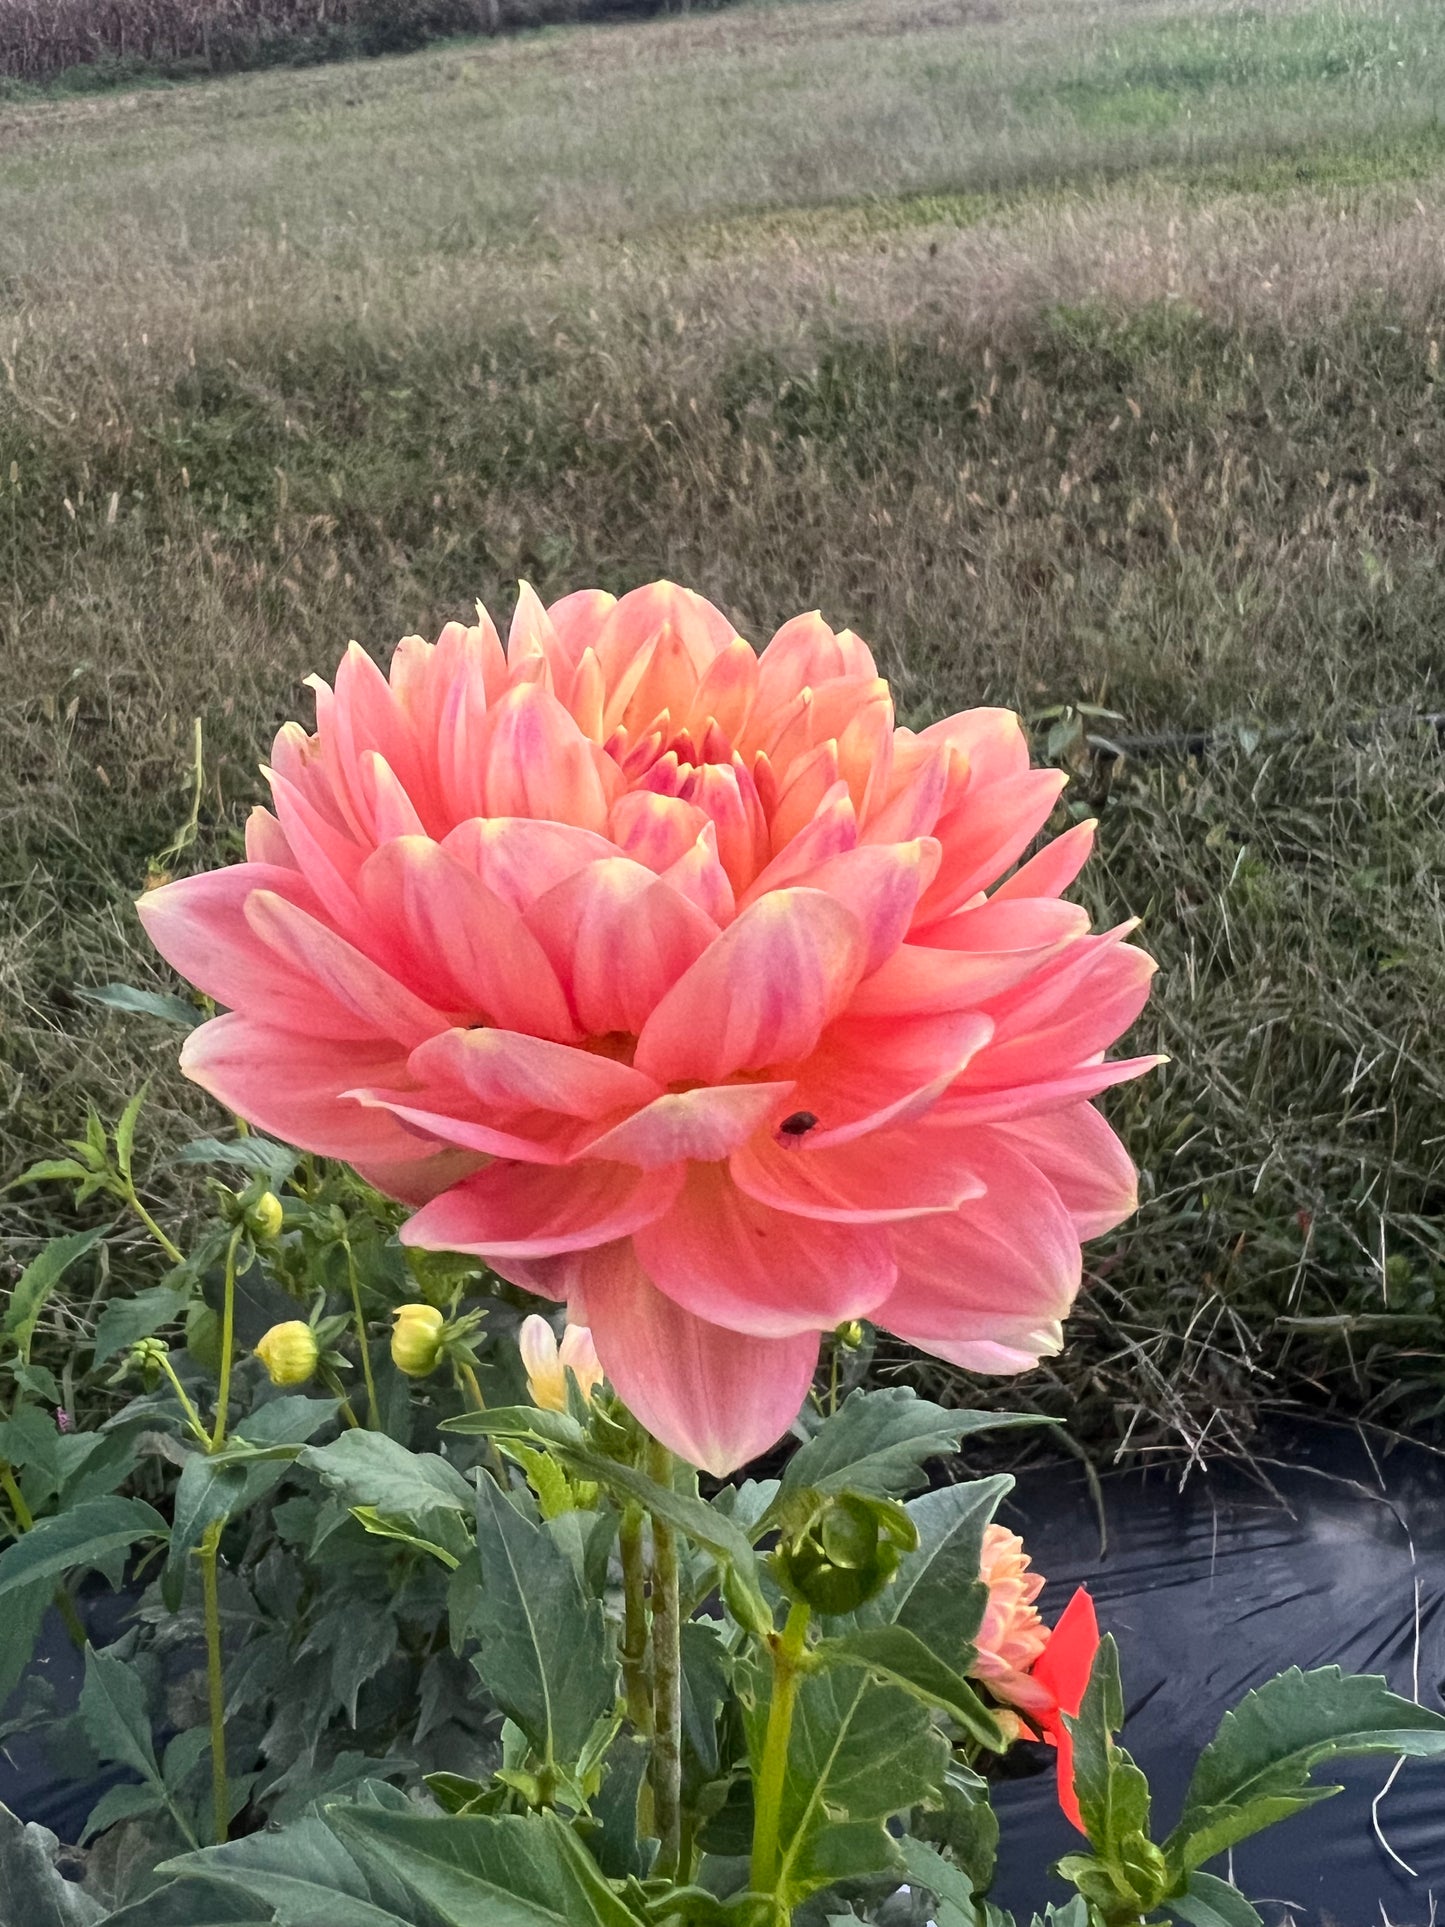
[330,1804,643,1927]
[0,1496,167,1599]
[1068,1635,1152,1868]
[774,1389,1049,1506]
[442,1405,586,1449]
[913,1761,999,1893]
[113,1084,148,1183]
[350,1507,462,1568]
[745,1662,947,1903]
[80,1642,161,1783]
[301,1429,476,1530]
[233,1394,339,1448]
[0,1801,106,1927]
[91,1285,190,1367]
[1164,1666,1445,1872]
[813,1625,1005,1749]
[76,982,201,1029]
[102,1881,273,1927]
[160,1815,426,1927]
[176,1135,298,1183]
[898,1834,978,1927]
[6,1158,89,1190]
[165,1453,249,1592]
[471,1475,615,1769]
[79,1778,166,1843]
[1170,1873,1266,1927]
[2,1230,105,1362]
[0,1579,50,1706]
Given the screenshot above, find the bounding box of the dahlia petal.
[789,1009,994,1146]
[610,792,711,875]
[755,610,872,713]
[849,905,1087,1018]
[993,819,1097,902]
[348,1089,583,1164]
[913,768,1070,927]
[634,888,866,1084]
[659,824,736,926]
[594,581,735,686]
[876,1137,1081,1349]
[244,807,295,868]
[1033,1587,1100,1834]
[930,1054,1165,1127]
[357,838,577,1040]
[997,1104,1139,1238]
[137,866,377,1040]
[768,740,843,852]
[964,938,1157,1086]
[443,816,616,913]
[860,733,949,843]
[577,1241,819,1475]
[682,757,769,891]
[401,1159,682,1259]
[546,588,617,667]
[632,1163,896,1337]
[794,840,939,975]
[507,580,565,680]
[360,752,426,842]
[739,784,857,904]
[731,1124,984,1222]
[243,889,450,1048]
[683,636,758,744]
[406,1026,660,1118]
[350,1144,486,1207]
[585,1081,794,1169]
[480,684,610,833]
[919,706,1031,783]
[524,857,718,1035]
[615,625,701,738]
[180,1014,422,1163]
[265,767,370,939]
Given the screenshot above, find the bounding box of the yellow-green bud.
[835,1320,865,1349]
[391,1303,445,1378]
[254,1319,318,1387]
[247,1191,284,1240]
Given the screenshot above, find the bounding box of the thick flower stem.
[645,1437,683,1879]
[198,1518,229,1844]
[210,1225,243,1453]
[750,1598,812,1918]
[619,1501,653,1740]
[340,1235,380,1427]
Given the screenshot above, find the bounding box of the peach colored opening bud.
[254,1319,318,1387]
[519,1313,604,1411]
[391,1303,445,1378]
[969,1523,1053,1717]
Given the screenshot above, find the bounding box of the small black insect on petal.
[778,1111,819,1139]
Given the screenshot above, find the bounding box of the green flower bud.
[773,1491,917,1616]
[254,1319,319,1387]
[835,1320,865,1349]
[391,1302,445,1378]
[247,1190,284,1240]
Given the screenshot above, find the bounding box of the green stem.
[124,1183,184,1266]
[750,1598,812,1915]
[157,1356,211,1448]
[1,1465,88,1648]
[645,1436,683,1880]
[341,1236,380,1427]
[210,1225,243,1454]
[198,1518,229,1844]
[619,1501,653,1738]
[458,1362,486,1412]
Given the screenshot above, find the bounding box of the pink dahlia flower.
[970,1524,1052,1718]
[139,582,1158,1473]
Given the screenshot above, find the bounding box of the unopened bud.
[254,1319,318,1387]
[247,1191,284,1240]
[835,1320,865,1349]
[391,1303,445,1378]
[519,1314,604,1412]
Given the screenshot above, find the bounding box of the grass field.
[4,0,1445,1457]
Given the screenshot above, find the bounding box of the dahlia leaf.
[746,1662,947,1904]
[329,1804,642,1927]
[75,981,201,1030]
[159,1814,424,1927]
[0,1495,167,1601]
[101,1882,273,1927]
[300,1429,475,1529]
[470,1472,615,1771]
[2,1229,105,1362]
[1165,1666,1445,1872]
[774,1389,1050,1507]
[813,1625,1007,1750]
[0,1801,105,1927]
[898,1833,979,1926]
[1170,1873,1266,1927]
[1067,1635,1153,1865]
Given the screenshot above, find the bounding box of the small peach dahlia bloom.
[139,582,1157,1473]
[970,1523,1052,1717]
